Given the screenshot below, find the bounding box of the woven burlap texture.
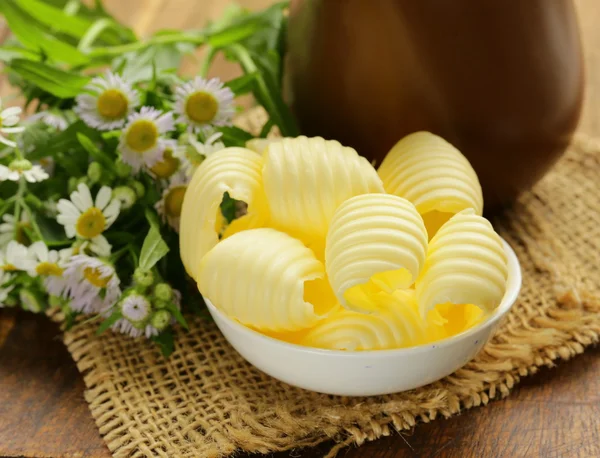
[62,112,600,457]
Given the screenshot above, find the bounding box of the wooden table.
[1,1,600,457]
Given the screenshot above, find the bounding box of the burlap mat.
[60,110,600,457]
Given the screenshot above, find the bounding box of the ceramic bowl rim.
[205,238,522,359]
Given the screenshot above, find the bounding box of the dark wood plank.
[296,345,600,458]
[0,309,598,458]
[0,310,111,458]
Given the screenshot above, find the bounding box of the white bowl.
[206,239,521,396]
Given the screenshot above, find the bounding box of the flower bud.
[154,282,173,301]
[112,186,137,210]
[133,268,154,288]
[9,158,32,172]
[87,161,103,183]
[48,295,63,307]
[153,298,170,309]
[19,288,45,313]
[120,292,152,328]
[130,180,145,198]
[151,310,171,330]
[115,159,132,178]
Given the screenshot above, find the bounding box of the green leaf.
[0,1,89,65]
[21,123,53,154]
[36,214,70,244]
[76,133,115,170]
[14,0,93,38]
[225,72,257,96]
[139,226,170,272]
[220,191,237,224]
[151,328,175,357]
[28,121,101,160]
[166,303,189,330]
[8,59,90,99]
[96,309,122,335]
[0,45,41,63]
[144,209,161,230]
[219,125,253,147]
[259,119,275,138]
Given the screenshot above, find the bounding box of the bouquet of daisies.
[0,0,295,354]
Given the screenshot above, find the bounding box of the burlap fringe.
[55,121,600,457]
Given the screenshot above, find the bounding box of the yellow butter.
[263,136,384,242]
[179,147,268,280]
[377,131,483,238]
[415,209,508,318]
[301,290,432,351]
[197,228,337,332]
[325,194,428,312]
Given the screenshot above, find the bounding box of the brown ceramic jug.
[286,0,584,208]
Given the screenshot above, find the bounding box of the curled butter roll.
[415,209,509,318]
[301,290,433,351]
[263,136,384,241]
[198,228,337,332]
[179,147,268,280]
[325,194,428,312]
[377,131,483,238]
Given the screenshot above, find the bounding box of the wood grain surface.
[1,0,599,457]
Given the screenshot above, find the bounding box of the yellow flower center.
[83,266,111,288]
[76,207,106,238]
[2,263,18,271]
[125,120,158,152]
[185,91,218,124]
[150,149,180,178]
[36,262,64,277]
[97,89,129,120]
[164,186,187,218]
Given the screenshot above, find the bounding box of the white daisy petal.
[95,186,112,210]
[174,76,234,133]
[61,254,121,314]
[74,71,139,131]
[118,107,175,172]
[56,183,120,240]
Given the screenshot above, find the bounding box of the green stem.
[88,32,206,58]
[13,146,23,160]
[199,46,217,78]
[20,199,43,242]
[12,179,26,239]
[110,245,129,263]
[128,246,139,266]
[227,44,297,136]
[0,197,16,218]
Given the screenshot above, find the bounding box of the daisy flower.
[112,290,181,339]
[56,183,120,250]
[118,107,175,172]
[61,254,121,314]
[28,241,72,296]
[148,140,180,179]
[174,77,234,133]
[0,240,36,272]
[74,71,139,131]
[28,111,68,131]
[175,132,224,177]
[0,99,25,148]
[0,212,30,247]
[0,270,14,306]
[155,171,189,232]
[0,159,49,183]
[77,236,112,258]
